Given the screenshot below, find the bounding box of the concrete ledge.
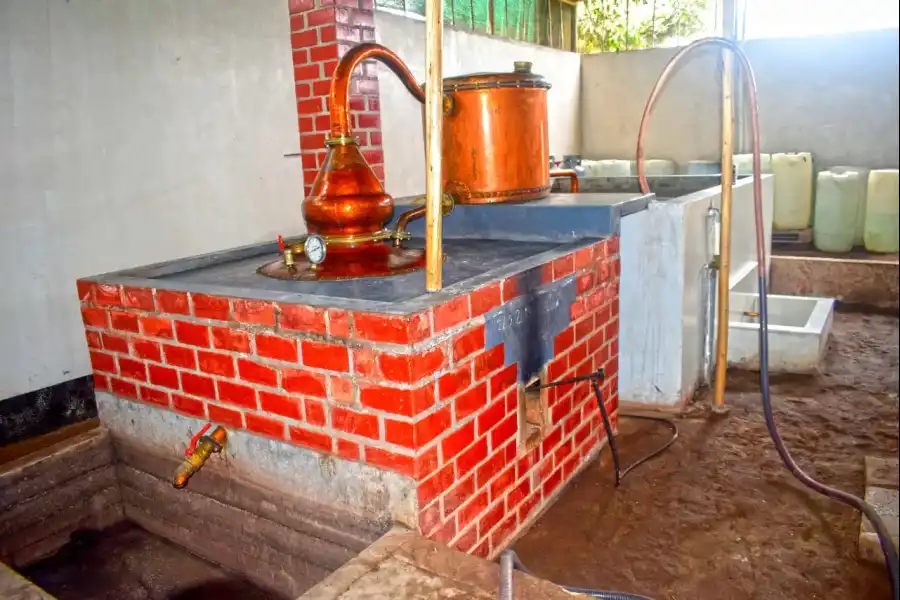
[299,527,590,600]
[0,562,55,600]
[0,428,124,567]
[771,255,899,311]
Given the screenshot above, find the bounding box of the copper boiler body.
[441,64,551,204]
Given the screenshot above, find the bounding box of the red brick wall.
[77,236,619,557]
[288,0,384,197]
[413,237,620,558]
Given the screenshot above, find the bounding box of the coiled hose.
[637,37,899,599]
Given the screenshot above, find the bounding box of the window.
[741,0,899,39]
[377,0,578,50]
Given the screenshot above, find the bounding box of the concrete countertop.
[81,237,595,315]
[80,192,647,315]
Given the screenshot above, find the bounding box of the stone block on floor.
[859,485,899,565]
[299,527,590,599]
[865,456,899,490]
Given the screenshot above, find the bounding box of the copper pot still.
[441,61,555,204]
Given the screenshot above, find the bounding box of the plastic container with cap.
[586,159,631,177]
[829,166,870,246]
[813,170,863,253]
[686,161,721,175]
[771,152,814,230]
[734,153,771,176]
[631,159,676,176]
[864,169,900,253]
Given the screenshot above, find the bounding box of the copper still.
[260,43,577,281]
[442,61,577,203]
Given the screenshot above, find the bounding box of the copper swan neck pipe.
[329,43,425,139]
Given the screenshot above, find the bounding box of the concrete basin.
[727,292,835,373]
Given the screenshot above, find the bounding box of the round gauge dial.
[304,234,327,265]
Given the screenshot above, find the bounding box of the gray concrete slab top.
[298,527,589,600]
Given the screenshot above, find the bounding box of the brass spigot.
[173,425,227,489]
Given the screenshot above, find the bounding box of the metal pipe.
[424,0,444,291]
[701,206,720,385]
[549,168,580,193]
[328,44,424,140]
[499,550,514,600]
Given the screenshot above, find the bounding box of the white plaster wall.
[0,0,303,400]
[581,28,900,170]
[619,175,774,407]
[375,10,582,198]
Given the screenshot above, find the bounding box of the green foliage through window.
[577,0,708,53]
[377,0,578,51]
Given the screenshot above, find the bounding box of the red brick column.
[288,0,385,197]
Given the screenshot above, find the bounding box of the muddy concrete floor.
[22,522,284,600]
[514,311,899,600]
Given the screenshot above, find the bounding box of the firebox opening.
[519,373,548,452]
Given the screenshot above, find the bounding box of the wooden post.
[424,0,444,292]
[713,0,737,408]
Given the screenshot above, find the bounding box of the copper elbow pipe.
[549,169,579,193]
[393,205,426,247]
[329,43,425,139]
[393,194,455,246]
[173,426,227,489]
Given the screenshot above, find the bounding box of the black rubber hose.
[539,370,679,487]
[504,550,656,600]
[633,37,898,597]
[615,413,679,484]
[756,273,900,599]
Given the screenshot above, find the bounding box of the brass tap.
[173,426,227,489]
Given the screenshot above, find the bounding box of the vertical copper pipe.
[329,44,425,139]
[424,0,444,291]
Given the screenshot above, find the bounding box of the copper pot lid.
[442,61,551,92]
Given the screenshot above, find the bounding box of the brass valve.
[173,425,227,489]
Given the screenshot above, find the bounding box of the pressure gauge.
[304,234,327,266]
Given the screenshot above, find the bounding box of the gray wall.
[0,0,303,400]
[582,28,900,171]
